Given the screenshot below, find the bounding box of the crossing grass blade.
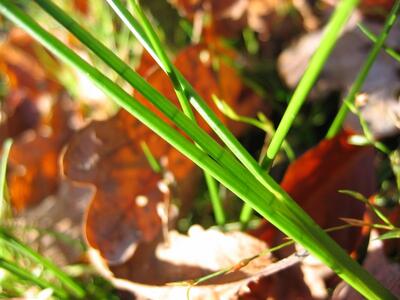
[0,1,396,298]
[357,23,400,62]
[126,0,225,225]
[327,0,400,138]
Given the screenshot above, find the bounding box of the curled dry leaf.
[278,13,400,138]
[7,97,76,211]
[63,44,265,265]
[90,225,308,300]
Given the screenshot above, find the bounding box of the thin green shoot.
[213,95,295,226]
[2,2,396,298]
[261,0,360,169]
[378,229,400,240]
[205,172,226,226]
[0,229,85,298]
[327,0,400,138]
[214,96,295,162]
[242,0,360,224]
[339,190,395,228]
[140,141,162,173]
[336,92,391,155]
[389,150,400,192]
[0,257,68,299]
[358,22,400,62]
[341,218,395,231]
[1,223,86,252]
[243,27,259,55]
[0,139,12,220]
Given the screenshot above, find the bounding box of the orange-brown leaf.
[7,98,75,211]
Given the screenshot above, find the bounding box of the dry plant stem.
[1,2,395,298]
[327,0,400,138]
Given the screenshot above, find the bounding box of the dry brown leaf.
[7,97,76,211]
[0,28,61,140]
[89,225,308,300]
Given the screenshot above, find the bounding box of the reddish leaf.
[248,130,375,299]
[73,0,89,15]
[63,111,169,265]
[253,130,374,251]
[7,98,76,211]
[0,28,60,140]
[135,44,264,137]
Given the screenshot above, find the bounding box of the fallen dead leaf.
[90,225,309,300]
[0,28,61,140]
[7,97,77,211]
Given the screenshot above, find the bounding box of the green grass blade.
[205,172,225,226]
[327,0,400,138]
[0,139,12,220]
[127,0,225,225]
[0,257,68,299]
[1,2,396,298]
[358,22,400,62]
[105,0,299,224]
[127,0,193,119]
[0,229,85,298]
[261,0,360,168]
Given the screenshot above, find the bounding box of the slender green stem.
[1,2,395,298]
[127,0,193,118]
[327,0,400,138]
[140,141,162,173]
[358,22,400,62]
[261,0,360,168]
[0,229,85,298]
[0,257,68,299]
[0,139,12,220]
[240,0,360,224]
[127,0,225,225]
[205,172,225,225]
